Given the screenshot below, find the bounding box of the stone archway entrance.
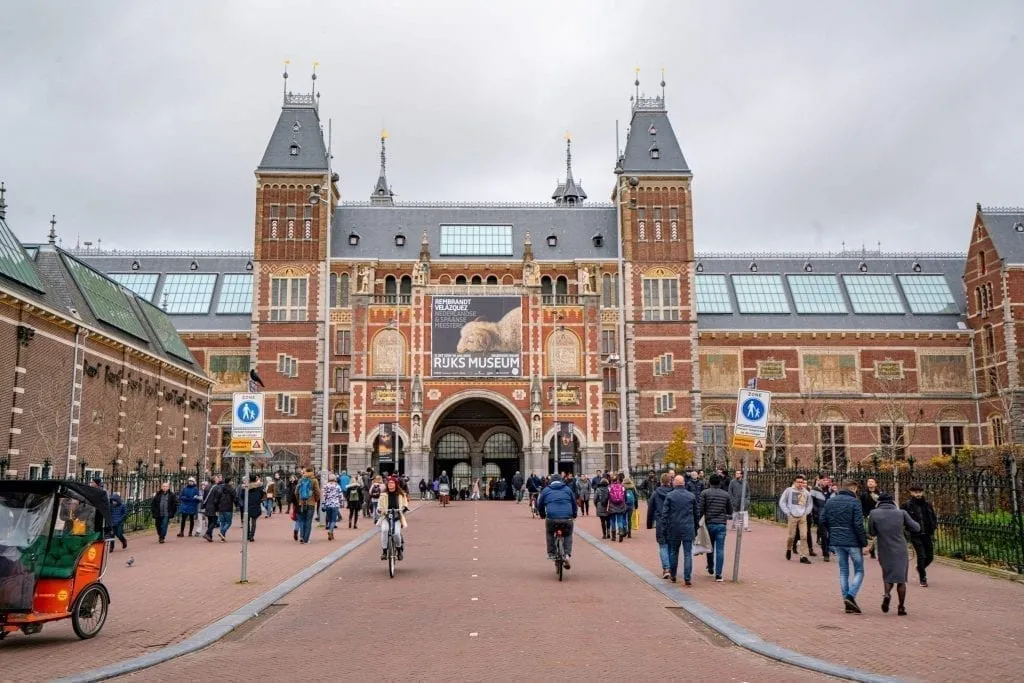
[429,397,526,499]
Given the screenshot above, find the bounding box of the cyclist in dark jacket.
[536,479,578,568]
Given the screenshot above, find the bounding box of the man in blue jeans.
[699,474,734,581]
[659,475,699,585]
[294,468,322,544]
[820,478,868,613]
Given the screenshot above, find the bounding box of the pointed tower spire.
[48,214,57,245]
[660,68,666,102]
[282,59,290,103]
[551,131,586,205]
[370,130,395,206]
[0,182,6,221]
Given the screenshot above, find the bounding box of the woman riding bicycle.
[378,477,409,561]
[437,471,451,506]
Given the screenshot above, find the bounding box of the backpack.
[625,488,637,507]
[370,484,382,500]
[609,482,626,506]
[347,486,361,503]
[297,477,313,502]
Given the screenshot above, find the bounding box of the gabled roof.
[618,98,690,175]
[979,206,1024,265]
[331,202,618,261]
[257,95,328,173]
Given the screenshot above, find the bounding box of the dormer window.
[289,143,300,156]
[648,121,657,135]
[592,233,604,248]
[348,232,360,246]
[650,146,660,159]
[547,234,558,248]
[395,233,406,247]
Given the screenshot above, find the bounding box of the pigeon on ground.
[126,556,135,567]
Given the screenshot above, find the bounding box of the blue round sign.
[236,401,260,424]
[740,397,766,423]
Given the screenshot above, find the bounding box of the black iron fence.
[632,458,1024,574]
[0,464,302,533]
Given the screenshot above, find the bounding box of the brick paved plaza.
[2,499,1023,682]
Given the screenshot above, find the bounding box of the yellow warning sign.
[731,434,765,451]
[230,438,262,453]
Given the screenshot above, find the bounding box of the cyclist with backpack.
[536,475,578,569]
[607,473,629,542]
[345,476,364,529]
[295,468,321,544]
[368,475,384,519]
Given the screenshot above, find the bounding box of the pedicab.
[0,480,111,640]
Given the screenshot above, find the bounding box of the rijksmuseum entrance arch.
[425,392,528,498]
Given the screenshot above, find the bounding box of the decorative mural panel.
[207,354,249,393]
[700,353,740,394]
[756,360,786,380]
[371,329,405,376]
[548,329,580,376]
[802,353,858,392]
[919,354,970,393]
[874,360,905,381]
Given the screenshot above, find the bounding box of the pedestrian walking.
[868,493,920,616]
[273,472,286,513]
[295,467,321,543]
[150,482,178,544]
[577,475,591,516]
[779,474,814,563]
[594,477,611,538]
[262,476,276,518]
[820,479,868,614]
[322,474,342,540]
[237,474,264,542]
[624,478,638,538]
[202,476,223,542]
[177,477,201,538]
[418,478,428,501]
[659,475,699,585]
[809,476,833,561]
[728,469,751,532]
[860,477,882,559]
[902,483,938,587]
[607,474,629,542]
[108,493,127,551]
[700,474,733,581]
[512,470,524,503]
[646,472,673,578]
[345,476,364,529]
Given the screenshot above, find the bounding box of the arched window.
[601,273,618,307]
[483,432,518,459]
[541,276,553,303]
[435,433,470,459]
[329,273,338,308]
[400,275,412,303]
[486,275,499,285]
[555,276,568,303]
[338,273,350,307]
[384,275,397,303]
[455,275,467,285]
[471,275,483,285]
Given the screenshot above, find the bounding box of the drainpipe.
[65,326,85,477]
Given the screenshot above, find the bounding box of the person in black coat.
[150,482,178,544]
[237,474,265,542]
[202,476,222,541]
[658,475,700,585]
[645,473,674,578]
[901,483,938,586]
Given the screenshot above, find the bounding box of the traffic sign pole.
[240,452,250,584]
[731,382,767,583]
[230,392,263,585]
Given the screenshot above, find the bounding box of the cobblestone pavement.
[125,500,823,682]
[1,508,372,683]
[574,502,1024,682]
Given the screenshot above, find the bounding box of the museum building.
[72,75,1024,486]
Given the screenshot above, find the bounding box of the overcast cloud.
[0,1,1021,253]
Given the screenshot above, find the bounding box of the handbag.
[692,516,712,555]
[631,508,641,531]
[290,508,297,522]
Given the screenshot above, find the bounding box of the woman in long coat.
[868,493,920,616]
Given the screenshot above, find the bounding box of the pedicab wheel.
[71,584,109,639]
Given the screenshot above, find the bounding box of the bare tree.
[28,356,74,472]
[870,374,923,504]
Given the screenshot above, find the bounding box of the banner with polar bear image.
[431,296,522,376]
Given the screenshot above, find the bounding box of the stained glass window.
[732,275,790,313]
[843,275,905,314]
[138,298,197,363]
[159,274,217,314]
[787,275,847,314]
[0,219,45,292]
[217,274,252,314]
[439,225,513,256]
[109,273,158,301]
[898,275,958,314]
[695,275,732,313]
[62,255,148,339]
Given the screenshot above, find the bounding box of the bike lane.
[126,500,821,681]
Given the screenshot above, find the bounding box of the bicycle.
[549,520,572,581]
[529,492,539,518]
[382,509,402,578]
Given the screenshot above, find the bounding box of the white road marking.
[470,632,478,637]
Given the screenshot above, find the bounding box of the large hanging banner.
[378,422,395,464]
[558,421,575,462]
[431,296,522,377]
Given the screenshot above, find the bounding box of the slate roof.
[0,219,206,377]
[331,203,619,261]
[618,98,690,175]
[979,207,1024,265]
[257,97,328,173]
[69,252,253,333]
[695,253,968,331]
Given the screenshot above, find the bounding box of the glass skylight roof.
[110,273,159,301]
[0,219,45,292]
[61,255,148,339]
[787,275,847,314]
[439,225,513,257]
[843,275,905,314]
[217,274,253,314]
[159,274,217,314]
[695,275,732,313]
[898,275,958,314]
[731,275,790,313]
[138,298,196,364]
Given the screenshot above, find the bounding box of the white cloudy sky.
[1,1,1021,253]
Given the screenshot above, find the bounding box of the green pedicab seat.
[26,534,100,579]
